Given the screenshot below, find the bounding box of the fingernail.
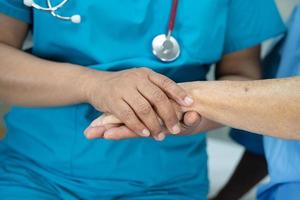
[141,129,151,137]
[184,96,194,106]
[171,124,181,135]
[157,133,166,141]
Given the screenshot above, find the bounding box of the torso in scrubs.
[258,5,300,200]
[0,0,284,199]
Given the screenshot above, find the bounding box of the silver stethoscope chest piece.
[152,0,180,62]
[152,33,180,62]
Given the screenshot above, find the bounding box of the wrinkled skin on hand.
[84,101,202,141]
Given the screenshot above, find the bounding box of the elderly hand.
[84,102,201,141]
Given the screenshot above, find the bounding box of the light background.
[0,0,299,199]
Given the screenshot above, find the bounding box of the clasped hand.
[84,68,201,141]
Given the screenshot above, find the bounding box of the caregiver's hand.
[84,68,194,138]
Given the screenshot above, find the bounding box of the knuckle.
[128,72,138,79]
[119,109,133,121]
[161,77,174,89]
[139,67,151,73]
[137,103,152,115]
[123,70,140,80]
[152,90,166,103]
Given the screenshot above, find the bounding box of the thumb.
[183,111,201,127]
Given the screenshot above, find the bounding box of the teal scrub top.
[0,0,285,196]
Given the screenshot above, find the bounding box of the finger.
[86,115,121,139]
[104,126,167,142]
[89,114,107,128]
[171,121,198,136]
[124,93,162,137]
[102,123,122,130]
[170,99,184,120]
[104,126,142,140]
[84,126,106,139]
[102,115,122,125]
[148,72,194,107]
[113,100,150,137]
[138,83,180,135]
[183,111,202,127]
[153,132,167,141]
[94,114,123,126]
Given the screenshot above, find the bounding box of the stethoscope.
[23,0,180,62]
[23,0,81,23]
[152,0,180,62]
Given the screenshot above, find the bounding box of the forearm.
[182,77,300,139]
[191,45,262,133]
[0,43,98,107]
[187,75,256,133]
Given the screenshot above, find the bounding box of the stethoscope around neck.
[23,0,181,62]
[23,0,81,23]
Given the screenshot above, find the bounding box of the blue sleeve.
[0,0,32,24]
[223,0,286,54]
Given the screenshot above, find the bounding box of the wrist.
[180,81,229,114]
[76,67,109,104]
[179,81,206,111]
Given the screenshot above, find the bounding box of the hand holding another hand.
[84,68,194,139]
[84,100,202,141]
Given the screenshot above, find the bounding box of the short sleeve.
[223,0,286,54]
[0,0,32,24]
